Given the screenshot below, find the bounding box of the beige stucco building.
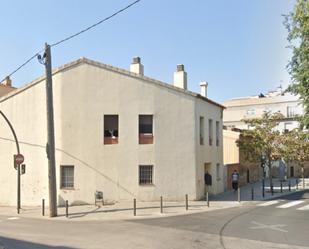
[223,87,303,132]
[0,57,224,206]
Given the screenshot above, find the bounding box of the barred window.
[139,165,153,185]
[60,165,74,189]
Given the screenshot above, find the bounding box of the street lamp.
[0,110,22,213]
[261,153,266,197]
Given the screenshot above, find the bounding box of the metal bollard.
[237,187,240,203]
[251,187,254,200]
[280,181,283,193]
[262,179,265,198]
[206,192,209,207]
[65,200,69,218]
[185,194,188,210]
[289,181,291,192]
[160,196,163,214]
[42,199,45,216]
[271,185,274,196]
[133,198,136,216]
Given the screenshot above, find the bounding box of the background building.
[223,87,303,132]
[0,57,224,206]
[223,87,306,180]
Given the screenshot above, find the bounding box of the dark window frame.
[139,165,154,185]
[60,165,74,189]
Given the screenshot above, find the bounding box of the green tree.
[236,112,284,188]
[280,129,309,187]
[284,0,309,127]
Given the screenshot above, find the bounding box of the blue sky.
[0,0,295,103]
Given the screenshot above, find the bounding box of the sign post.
[14,153,24,214]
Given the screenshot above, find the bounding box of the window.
[60,165,74,189]
[287,106,297,118]
[246,108,255,116]
[139,165,153,185]
[216,163,220,181]
[104,115,118,144]
[139,115,153,144]
[216,121,220,146]
[199,116,204,145]
[209,119,213,146]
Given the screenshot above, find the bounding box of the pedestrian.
[231,170,239,191]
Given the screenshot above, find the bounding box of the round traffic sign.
[15,154,24,165]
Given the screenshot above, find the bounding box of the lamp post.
[0,110,21,213]
[261,154,266,197]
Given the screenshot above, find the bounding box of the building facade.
[0,57,224,206]
[223,88,306,179]
[223,87,303,132]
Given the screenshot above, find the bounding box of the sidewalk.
[211,177,309,202]
[0,178,307,222]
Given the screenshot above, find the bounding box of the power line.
[0,0,141,84]
[51,0,141,48]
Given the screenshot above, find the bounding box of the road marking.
[258,200,280,207]
[250,221,288,233]
[297,204,309,211]
[7,217,19,220]
[277,200,305,209]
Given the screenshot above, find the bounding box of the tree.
[236,112,284,189]
[284,0,309,128]
[279,129,309,187]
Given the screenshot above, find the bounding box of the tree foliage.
[284,0,309,127]
[236,112,284,186]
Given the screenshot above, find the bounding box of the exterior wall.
[0,79,49,206]
[0,61,223,206]
[223,93,303,131]
[195,99,224,199]
[223,129,239,165]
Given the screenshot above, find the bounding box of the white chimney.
[200,81,208,97]
[130,57,144,76]
[173,64,187,89]
[1,76,12,87]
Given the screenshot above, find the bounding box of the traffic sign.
[15,154,24,165]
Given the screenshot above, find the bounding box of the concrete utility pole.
[44,43,57,217]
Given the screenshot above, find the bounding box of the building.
[223,87,307,179]
[223,87,303,132]
[223,128,262,190]
[0,77,15,97]
[0,57,224,206]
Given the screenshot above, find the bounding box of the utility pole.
[44,43,57,217]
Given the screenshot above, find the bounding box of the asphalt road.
[0,191,308,249]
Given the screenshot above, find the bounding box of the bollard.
[271,185,274,196]
[160,196,163,214]
[185,194,188,211]
[280,181,283,193]
[289,181,291,192]
[65,200,69,218]
[296,178,298,190]
[133,198,136,216]
[42,199,45,216]
[251,187,254,200]
[237,187,240,203]
[262,179,265,198]
[206,192,209,207]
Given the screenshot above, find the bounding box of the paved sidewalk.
[211,177,309,202]
[0,178,307,222]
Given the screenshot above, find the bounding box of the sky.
[0,0,295,103]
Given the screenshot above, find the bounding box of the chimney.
[200,81,208,97]
[130,57,144,76]
[173,64,187,89]
[1,76,12,87]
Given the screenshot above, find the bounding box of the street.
[0,190,308,249]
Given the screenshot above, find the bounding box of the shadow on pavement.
[0,236,77,249]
